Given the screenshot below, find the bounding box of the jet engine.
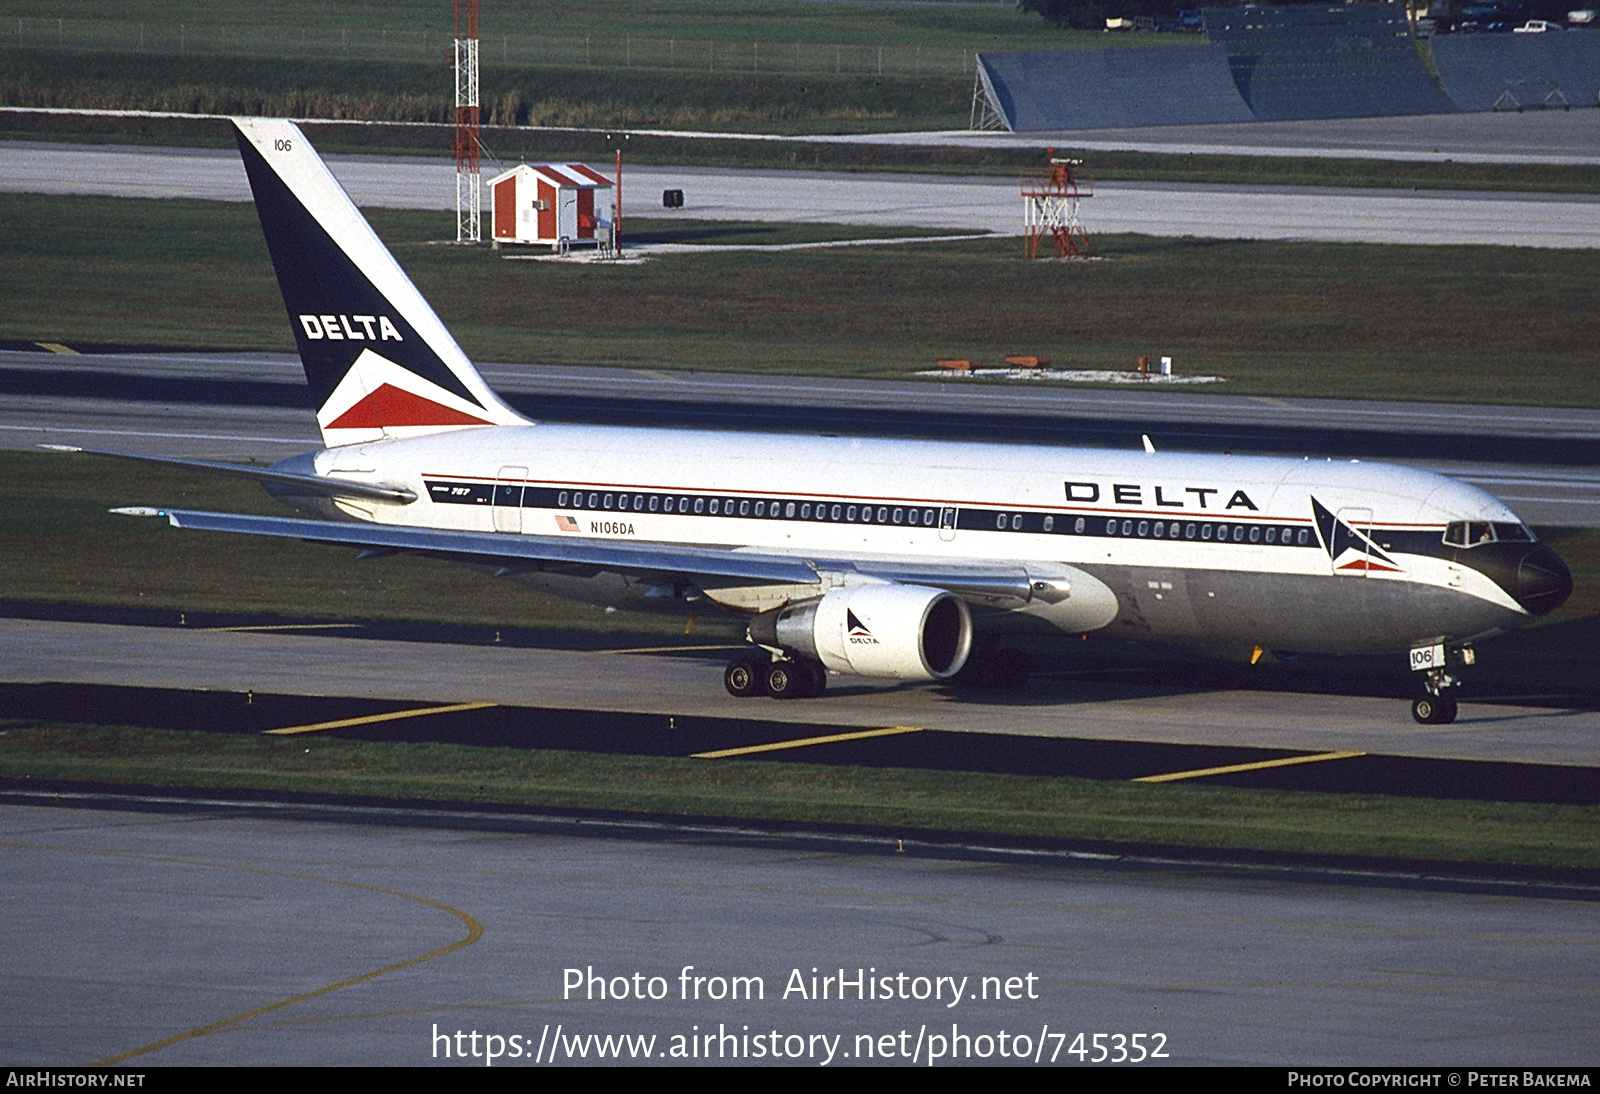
[748,584,972,681]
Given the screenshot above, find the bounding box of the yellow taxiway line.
[694,725,923,759]
[1134,750,1365,783]
[263,701,497,737]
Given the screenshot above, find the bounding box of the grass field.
[2,722,1595,869]
[0,1,1098,135]
[3,193,1599,406]
[0,48,979,134]
[5,1,1083,54]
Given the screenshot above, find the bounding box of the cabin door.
[494,466,528,534]
[1334,506,1375,576]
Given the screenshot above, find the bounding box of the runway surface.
[864,110,1600,165]
[4,139,1599,248]
[4,799,1595,1066]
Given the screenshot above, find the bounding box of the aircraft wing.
[142,508,824,586]
[126,508,1078,609]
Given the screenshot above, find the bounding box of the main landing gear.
[724,654,826,699]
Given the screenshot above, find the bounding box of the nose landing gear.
[1411,688,1458,725]
[1409,640,1473,724]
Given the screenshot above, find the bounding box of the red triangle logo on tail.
[326,383,492,430]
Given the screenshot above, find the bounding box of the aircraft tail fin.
[232,117,528,447]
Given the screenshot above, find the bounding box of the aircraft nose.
[1514,544,1572,616]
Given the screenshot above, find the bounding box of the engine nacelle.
[749,584,973,681]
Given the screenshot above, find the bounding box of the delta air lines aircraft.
[84,119,1572,724]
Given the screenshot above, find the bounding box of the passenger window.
[1043,515,1054,532]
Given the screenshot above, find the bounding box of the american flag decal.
[555,515,580,532]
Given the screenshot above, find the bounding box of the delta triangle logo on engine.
[847,609,878,645]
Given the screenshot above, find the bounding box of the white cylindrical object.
[1160,356,1173,375]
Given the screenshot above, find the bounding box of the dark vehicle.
[1451,1,1532,31]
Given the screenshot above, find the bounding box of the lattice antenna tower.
[454,0,481,243]
[1022,155,1091,260]
[970,68,1006,131]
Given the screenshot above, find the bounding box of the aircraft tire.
[725,658,766,698]
[764,659,805,700]
[1411,695,1458,724]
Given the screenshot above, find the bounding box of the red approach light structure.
[454,0,481,243]
[1022,156,1091,260]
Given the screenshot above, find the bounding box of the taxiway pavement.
[3,617,1595,768]
[6,799,1593,1067]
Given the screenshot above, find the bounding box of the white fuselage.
[284,423,1538,658]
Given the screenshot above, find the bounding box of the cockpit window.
[1443,521,1535,548]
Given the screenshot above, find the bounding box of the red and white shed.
[489,163,613,248]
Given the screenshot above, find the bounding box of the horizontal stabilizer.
[54,446,416,504]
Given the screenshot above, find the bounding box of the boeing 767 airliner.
[76,119,1573,724]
